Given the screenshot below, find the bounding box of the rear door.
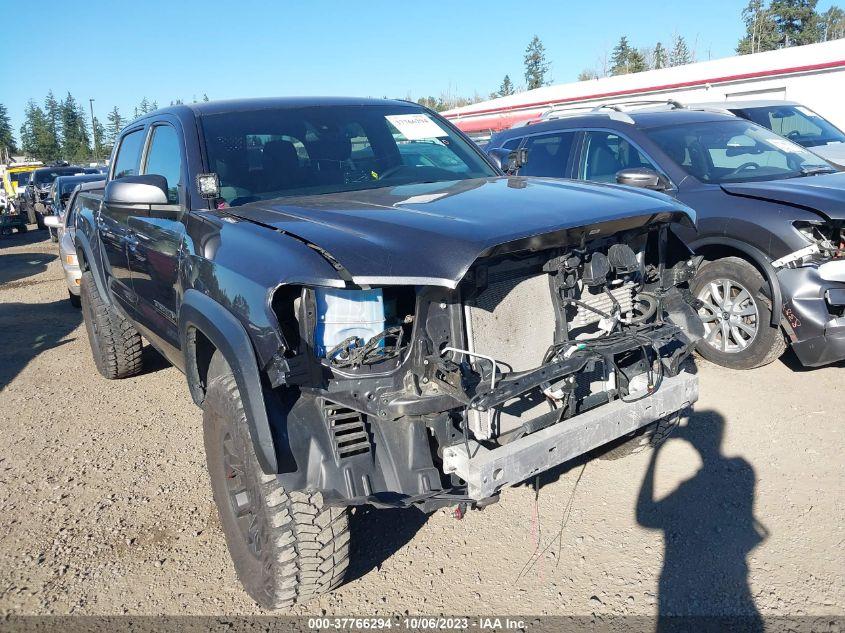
[127,120,187,352]
[517,131,578,178]
[100,126,146,308]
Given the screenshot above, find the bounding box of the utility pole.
[89,98,98,164]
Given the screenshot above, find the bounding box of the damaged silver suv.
[75,97,702,608]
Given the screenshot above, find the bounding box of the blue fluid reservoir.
[314,288,386,357]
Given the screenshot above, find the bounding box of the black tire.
[80,270,143,379]
[50,228,58,243]
[35,203,46,230]
[18,223,28,234]
[690,257,786,370]
[202,352,350,609]
[68,290,81,308]
[599,408,688,461]
[26,202,36,225]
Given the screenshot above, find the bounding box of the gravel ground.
[0,231,842,618]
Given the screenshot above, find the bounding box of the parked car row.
[39,95,841,610]
[485,101,845,369]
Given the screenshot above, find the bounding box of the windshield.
[33,168,84,186]
[645,119,834,184]
[201,104,496,206]
[735,105,845,148]
[9,172,31,187]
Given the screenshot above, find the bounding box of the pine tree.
[202,93,210,102]
[668,34,693,66]
[628,49,648,73]
[20,100,55,161]
[106,106,123,153]
[652,42,668,69]
[524,35,551,90]
[0,103,16,156]
[610,36,633,75]
[498,75,515,97]
[60,92,91,162]
[92,116,106,161]
[43,91,62,160]
[770,0,821,46]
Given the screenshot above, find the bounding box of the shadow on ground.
[0,251,56,287]
[635,408,766,629]
[779,347,845,372]
[0,299,82,389]
[345,505,429,584]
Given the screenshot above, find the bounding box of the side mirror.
[43,215,62,229]
[616,168,670,191]
[104,174,168,206]
[488,148,528,174]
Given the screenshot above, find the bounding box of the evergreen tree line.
[737,0,844,53]
[6,93,209,162]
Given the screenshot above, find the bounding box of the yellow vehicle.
[4,162,42,196]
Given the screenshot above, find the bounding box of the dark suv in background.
[23,164,86,228]
[487,106,845,369]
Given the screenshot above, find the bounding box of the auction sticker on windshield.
[386,114,448,140]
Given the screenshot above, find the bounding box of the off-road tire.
[68,290,81,308]
[599,408,688,461]
[203,353,350,609]
[80,271,143,379]
[690,257,786,370]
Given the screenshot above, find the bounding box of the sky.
[0,0,837,135]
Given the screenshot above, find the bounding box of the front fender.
[179,289,294,474]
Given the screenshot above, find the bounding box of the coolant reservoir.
[314,288,386,357]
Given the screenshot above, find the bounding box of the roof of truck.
[134,97,420,123]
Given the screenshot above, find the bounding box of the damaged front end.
[267,218,703,510]
[773,220,845,367]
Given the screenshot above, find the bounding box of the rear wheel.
[690,257,785,370]
[203,352,350,608]
[80,271,143,378]
[34,203,46,230]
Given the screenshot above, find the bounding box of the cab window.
[143,125,183,204]
[580,131,656,183]
[519,132,576,177]
[112,129,146,180]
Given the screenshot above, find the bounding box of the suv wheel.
[80,271,144,379]
[690,257,786,370]
[203,352,350,608]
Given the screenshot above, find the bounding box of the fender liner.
[180,288,292,474]
[689,237,782,327]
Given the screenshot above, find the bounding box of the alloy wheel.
[696,278,759,354]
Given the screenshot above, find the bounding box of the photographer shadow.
[636,409,768,631]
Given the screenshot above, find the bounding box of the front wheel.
[690,257,786,370]
[203,352,350,608]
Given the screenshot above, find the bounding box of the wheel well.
[186,326,217,405]
[694,244,772,299]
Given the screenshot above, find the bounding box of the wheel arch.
[180,288,292,474]
[689,237,782,327]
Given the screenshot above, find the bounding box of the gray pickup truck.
[74,97,702,608]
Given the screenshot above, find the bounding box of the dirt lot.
[0,231,842,618]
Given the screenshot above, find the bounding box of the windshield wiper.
[799,165,837,176]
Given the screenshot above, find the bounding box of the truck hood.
[224,177,693,288]
[721,172,845,221]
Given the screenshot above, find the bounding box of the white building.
[442,40,845,138]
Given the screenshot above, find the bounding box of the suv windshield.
[32,167,84,187]
[645,119,834,184]
[201,104,496,206]
[734,105,845,148]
